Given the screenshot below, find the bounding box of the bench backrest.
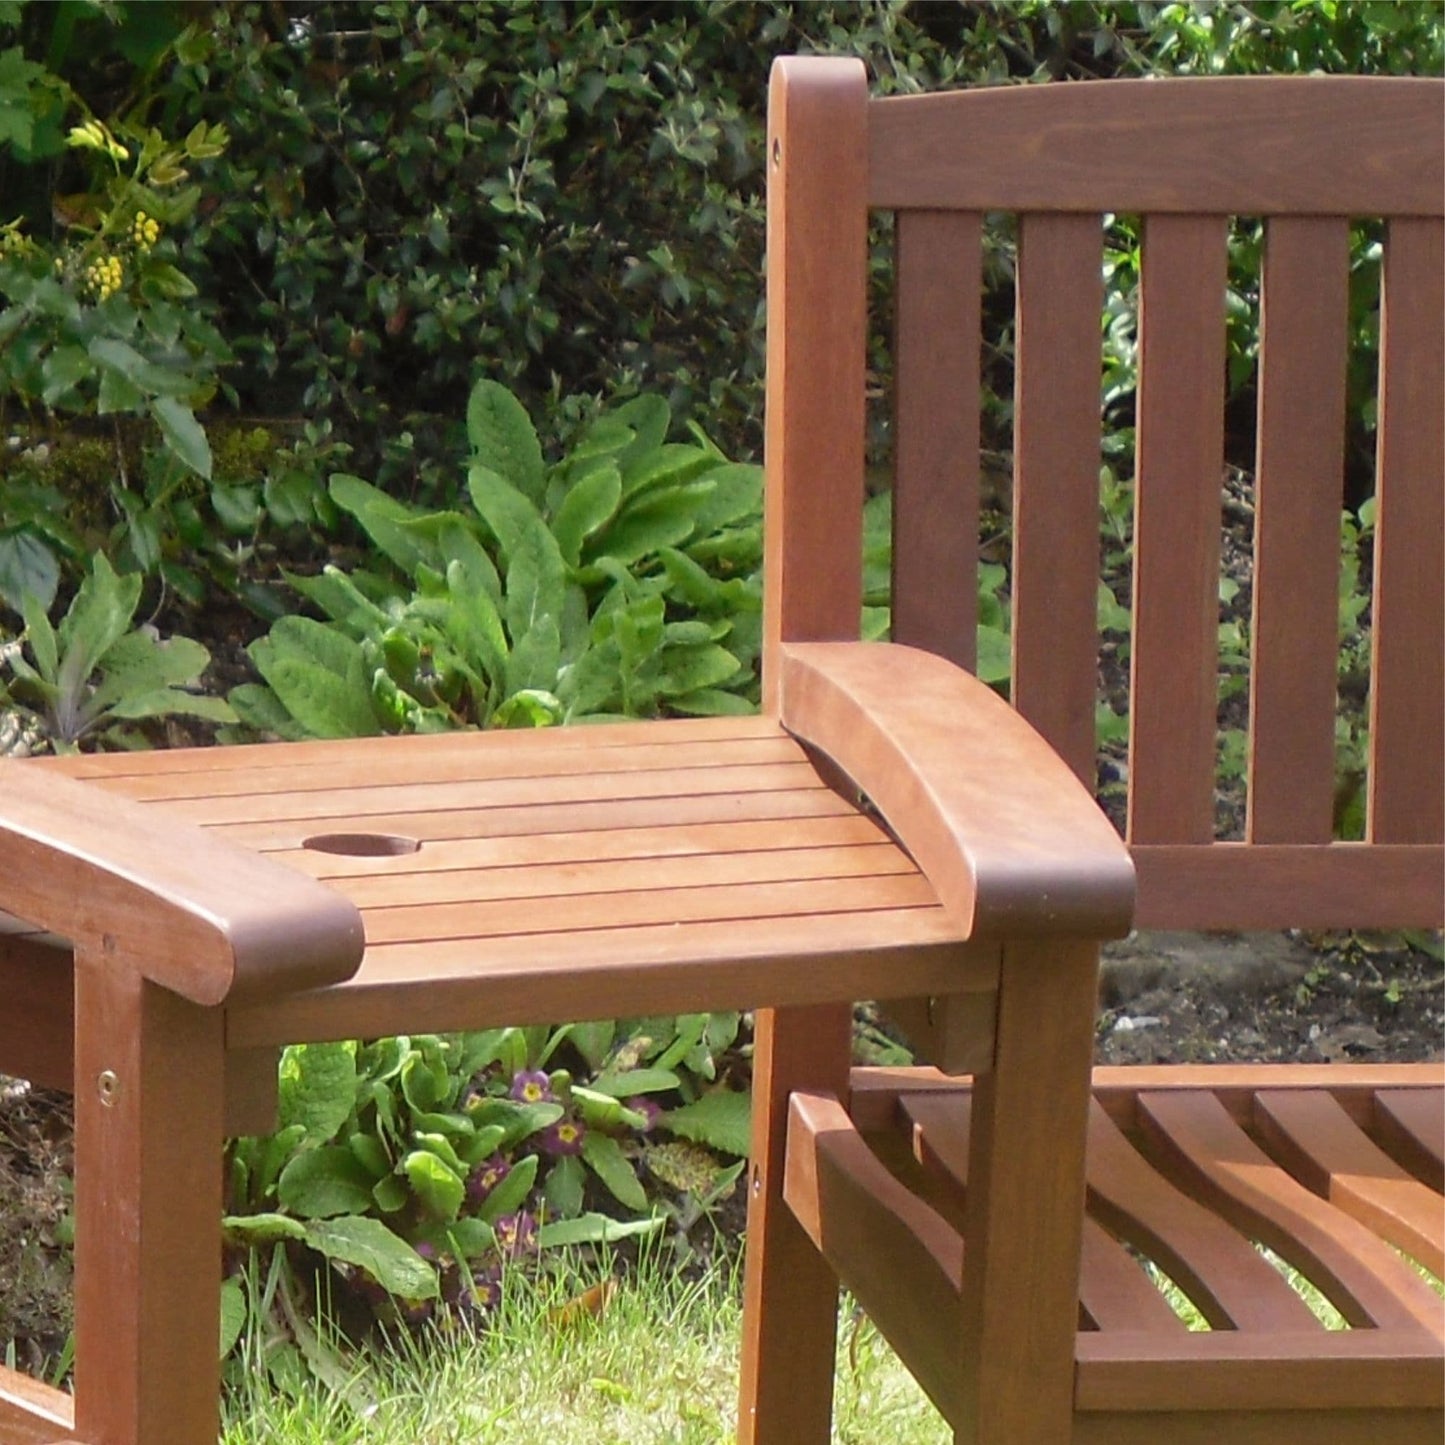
[763,58,1443,932]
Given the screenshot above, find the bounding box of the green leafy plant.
[222,1012,748,1366]
[229,382,762,738]
[0,552,233,752]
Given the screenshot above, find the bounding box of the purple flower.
[540,1117,585,1156]
[626,1096,663,1132]
[510,1069,553,1104]
[494,1210,538,1258]
[467,1153,511,1206]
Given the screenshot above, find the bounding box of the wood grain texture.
[0,763,363,1005]
[1075,1330,1445,1413]
[1011,212,1104,784]
[72,956,224,1445]
[1368,216,1445,844]
[891,209,982,670]
[761,55,869,712]
[1137,1090,1444,1333]
[1253,1090,1443,1278]
[781,1090,964,1423]
[869,78,1445,216]
[738,1008,852,1445]
[0,934,71,1090]
[780,641,1135,938]
[1131,843,1444,929]
[957,938,1099,1444]
[0,1368,73,1443]
[1374,1090,1445,1194]
[1073,1407,1442,1445]
[1128,214,1228,844]
[227,918,993,1049]
[1247,217,1350,843]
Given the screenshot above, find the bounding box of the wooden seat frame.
[736,57,1443,1445]
[0,55,1439,1445]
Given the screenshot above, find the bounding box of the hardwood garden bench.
[0,56,1439,1445]
[737,58,1444,1445]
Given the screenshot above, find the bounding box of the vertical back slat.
[1128,215,1228,844]
[1011,212,1103,784]
[892,210,982,672]
[1247,217,1350,842]
[1368,217,1445,844]
[761,58,869,713]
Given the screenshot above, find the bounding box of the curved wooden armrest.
[0,762,364,1007]
[779,641,1135,939]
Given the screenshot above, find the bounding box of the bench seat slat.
[1254,1090,1444,1278]
[1138,1090,1444,1334]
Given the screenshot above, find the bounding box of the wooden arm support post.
[778,642,1136,1444]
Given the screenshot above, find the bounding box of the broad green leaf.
[503,517,567,647]
[303,1217,438,1300]
[536,1213,664,1249]
[645,644,741,698]
[403,1149,466,1222]
[348,1133,391,1179]
[685,463,763,536]
[663,1089,751,1157]
[544,1153,586,1218]
[467,463,542,568]
[103,687,236,725]
[976,625,1012,685]
[284,566,392,630]
[467,379,544,502]
[587,491,700,568]
[489,687,561,729]
[249,617,380,738]
[152,396,212,480]
[221,1212,307,1245]
[617,443,715,501]
[277,1041,358,1143]
[503,613,560,698]
[277,1145,377,1219]
[587,1068,680,1098]
[668,687,755,717]
[39,345,90,405]
[580,1133,649,1212]
[476,1151,538,1224]
[551,462,621,565]
[227,682,310,740]
[219,1278,247,1359]
[0,530,58,613]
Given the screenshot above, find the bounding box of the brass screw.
[97,1070,120,1107]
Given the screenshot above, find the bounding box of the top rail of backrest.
[867,77,1444,217]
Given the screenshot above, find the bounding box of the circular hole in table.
[302,833,422,857]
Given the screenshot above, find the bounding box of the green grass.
[221,1256,949,1445]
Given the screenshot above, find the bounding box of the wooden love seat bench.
[735,57,1444,1445]
[0,54,1441,1445]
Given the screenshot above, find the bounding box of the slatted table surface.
[15,717,988,1043]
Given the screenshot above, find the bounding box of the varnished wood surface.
[1010,212,1104,785]
[1246,216,1349,843]
[1369,217,1445,845]
[779,642,1135,938]
[816,1065,1444,1433]
[0,761,362,1005]
[0,1368,73,1443]
[891,209,981,671]
[868,77,1444,216]
[33,716,1000,1046]
[760,53,868,714]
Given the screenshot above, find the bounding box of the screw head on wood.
[97,1070,120,1107]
